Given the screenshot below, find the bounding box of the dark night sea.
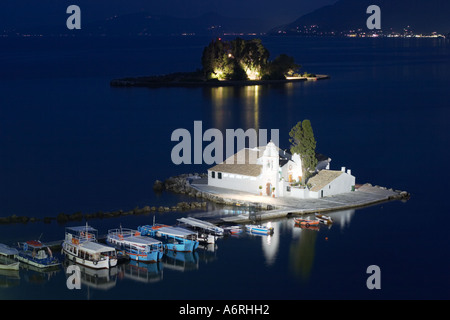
[0,35,449,301]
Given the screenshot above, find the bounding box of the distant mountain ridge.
[3,11,267,36]
[270,0,450,35]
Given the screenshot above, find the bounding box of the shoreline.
[110,75,330,88]
[160,174,411,223]
[0,172,410,226]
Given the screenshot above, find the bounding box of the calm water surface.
[0,36,449,299]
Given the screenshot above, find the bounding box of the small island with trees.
[110,37,329,88]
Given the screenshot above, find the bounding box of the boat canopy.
[80,241,115,254]
[22,240,47,249]
[66,225,98,233]
[155,226,197,238]
[116,235,161,246]
[177,217,224,234]
[0,244,18,256]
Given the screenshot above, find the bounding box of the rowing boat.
[294,218,320,227]
[315,213,333,224]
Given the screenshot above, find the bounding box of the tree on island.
[201,38,299,81]
[263,54,301,80]
[289,120,317,183]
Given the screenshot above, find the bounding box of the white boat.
[177,217,224,236]
[16,240,60,269]
[315,213,333,224]
[62,225,118,269]
[245,224,274,235]
[0,243,20,270]
[223,225,243,235]
[197,233,217,244]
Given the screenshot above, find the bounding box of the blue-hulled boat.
[16,240,60,269]
[138,224,199,252]
[106,227,164,263]
[245,224,274,235]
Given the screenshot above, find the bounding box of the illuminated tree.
[289,120,317,182]
[201,38,299,81]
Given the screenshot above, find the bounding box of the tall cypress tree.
[289,120,317,183]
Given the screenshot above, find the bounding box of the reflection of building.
[331,209,355,230]
[289,225,317,282]
[260,222,279,266]
[208,141,355,199]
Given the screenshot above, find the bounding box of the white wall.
[318,172,355,198]
[207,170,262,195]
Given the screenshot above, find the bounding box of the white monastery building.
[207,141,355,199]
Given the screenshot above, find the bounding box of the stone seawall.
[155,173,275,210]
[155,173,411,223]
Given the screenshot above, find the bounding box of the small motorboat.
[315,213,333,224]
[294,218,320,227]
[245,224,274,235]
[223,225,243,235]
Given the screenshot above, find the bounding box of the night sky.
[0,0,338,30]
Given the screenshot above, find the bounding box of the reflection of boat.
[63,258,118,291]
[294,218,320,227]
[62,225,118,269]
[0,269,20,288]
[162,250,199,272]
[122,260,164,284]
[245,224,274,235]
[0,244,19,270]
[138,224,199,252]
[106,227,164,263]
[16,240,60,269]
[296,224,320,231]
[315,213,333,224]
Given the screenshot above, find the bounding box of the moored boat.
[245,224,274,235]
[62,225,118,269]
[294,218,320,227]
[0,243,20,270]
[106,227,164,263]
[16,240,60,269]
[223,225,243,235]
[315,213,333,224]
[138,224,199,252]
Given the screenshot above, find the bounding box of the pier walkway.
[190,179,407,223]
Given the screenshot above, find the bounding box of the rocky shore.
[0,175,211,225]
[154,174,411,223]
[155,173,275,210]
[1,173,410,226]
